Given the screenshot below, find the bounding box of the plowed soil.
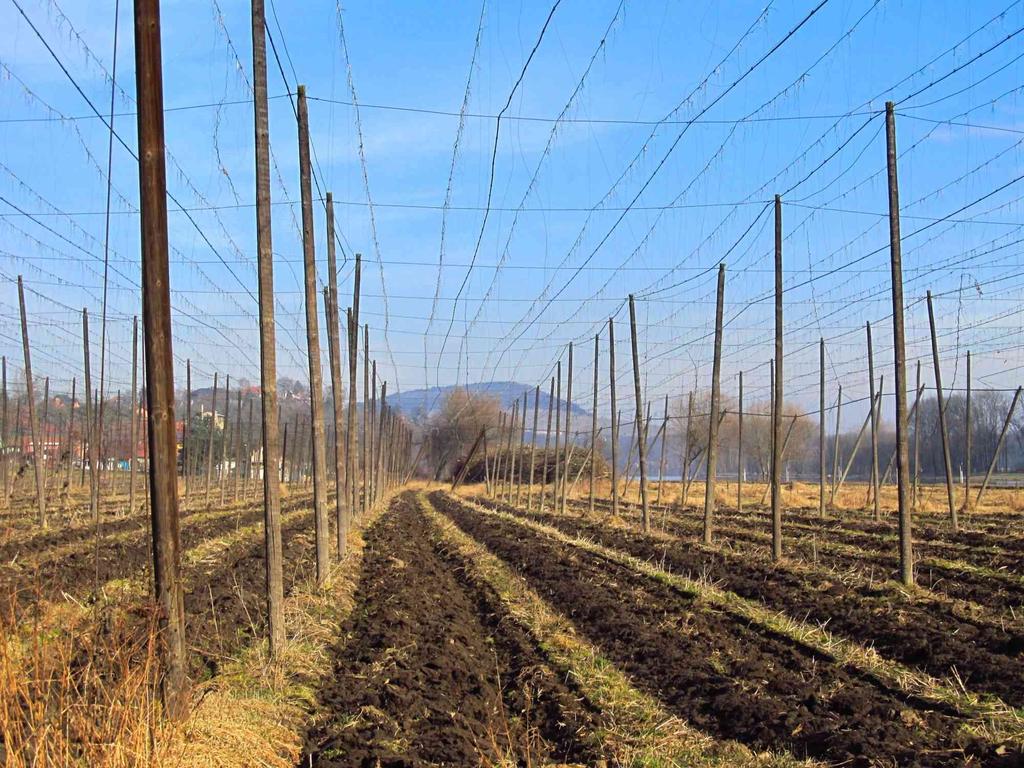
[474,494,1024,708]
[435,492,1017,768]
[300,491,606,767]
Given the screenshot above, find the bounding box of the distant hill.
[385,381,590,423]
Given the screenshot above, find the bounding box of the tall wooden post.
[818,339,825,517]
[296,85,330,582]
[552,360,562,509]
[362,325,370,515]
[369,357,377,504]
[737,372,744,513]
[251,0,284,654]
[347,255,361,519]
[204,373,218,507]
[703,266,725,543]
[504,399,518,501]
[682,390,693,506]
[913,361,921,510]
[528,384,539,510]
[927,290,958,532]
[133,0,187,711]
[657,394,669,506]
[965,350,972,511]
[886,101,914,582]
[82,309,99,522]
[219,375,231,505]
[324,193,347,556]
[129,317,139,517]
[866,322,880,519]
[589,334,599,515]
[540,378,554,511]
[516,390,528,505]
[608,318,619,518]
[831,385,842,504]
[280,416,288,485]
[64,377,76,495]
[771,195,783,561]
[561,342,573,514]
[628,295,650,532]
[17,277,45,526]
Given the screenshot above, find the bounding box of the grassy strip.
[421,492,820,768]
[162,489,400,768]
[452,494,1024,747]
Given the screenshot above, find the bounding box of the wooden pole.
[771,195,783,561]
[369,359,377,503]
[204,374,218,508]
[540,378,555,511]
[703,267,725,543]
[608,318,619,518]
[589,334,599,515]
[913,361,921,510]
[83,309,98,523]
[528,384,539,511]
[280,415,288,485]
[866,322,881,519]
[552,360,562,509]
[964,350,972,511]
[819,338,826,517]
[296,85,330,581]
[64,377,76,498]
[362,324,369,515]
[129,317,139,517]
[737,372,743,513]
[18,277,45,526]
[657,394,669,506]
[561,343,573,514]
[505,400,518,501]
[324,193,347,556]
[184,359,191,499]
[886,101,913,583]
[219,375,231,505]
[516,390,528,505]
[628,295,650,532]
[347,255,361,519]
[681,390,693,506]
[251,0,285,655]
[133,0,187,710]
[927,290,958,531]
[831,384,842,504]
[975,386,1022,506]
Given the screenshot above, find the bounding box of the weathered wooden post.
[324,193,347,556]
[657,394,669,506]
[17,277,46,526]
[134,0,188,709]
[540,378,555,512]
[251,0,285,654]
[561,342,573,514]
[348,256,361,518]
[129,317,139,517]
[771,195,783,561]
[528,384,539,510]
[516,390,528,505]
[219,375,231,505]
[204,373,219,507]
[866,322,881,519]
[964,350,972,511]
[913,361,921,510]
[737,372,743,513]
[628,295,650,532]
[608,318,619,517]
[296,85,330,581]
[819,338,825,518]
[589,334,599,515]
[552,360,562,509]
[926,290,958,531]
[703,266,725,543]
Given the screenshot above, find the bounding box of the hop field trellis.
[1,0,1024,764]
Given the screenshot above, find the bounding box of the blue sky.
[1,0,1023,428]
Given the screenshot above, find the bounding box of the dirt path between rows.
[300,491,606,767]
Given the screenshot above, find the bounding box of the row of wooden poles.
[2,0,420,716]
[460,103,970,596]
